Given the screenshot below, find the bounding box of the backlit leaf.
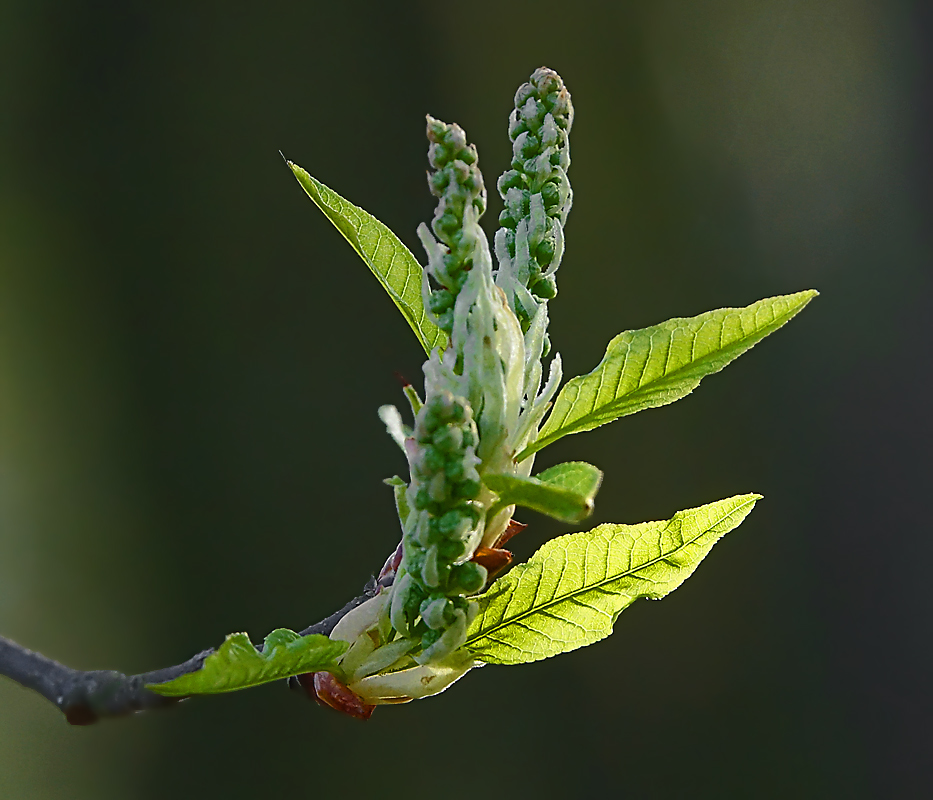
[464,494,760,665]
[484,461,602,523]
[519,291,817,459]
[147,629,347,696]
[288,162,447,355]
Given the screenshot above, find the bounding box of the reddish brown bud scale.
[378,540,405,582]
[470,546,513,580]
[494,518,528,549]
[310,672,376,720]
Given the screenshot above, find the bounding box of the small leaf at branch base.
[484,461,603,523]
[147,630,348,697]
[464,494,760,665]
[519,291,817,459]
[287,162,448,355]
[384,475,411,527]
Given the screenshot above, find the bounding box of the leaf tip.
[737,492,763,508]
[735,492,763,518]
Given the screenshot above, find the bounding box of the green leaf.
[484,461,603,523]
[147,630,347,697]
[518,291,817,460]
[464,494,760,665]
[288,161,448,355]
[385,474,411,527]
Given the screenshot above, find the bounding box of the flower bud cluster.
[392,390,489,660]
[424,116,488,336]
[494,67,574,335]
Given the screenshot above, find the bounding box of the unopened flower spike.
[419,115,488,339]
[495,67,574,346]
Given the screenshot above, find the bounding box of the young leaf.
[288,162,448,355]
[463,494,760,665]
[484,461,602,523]
[147,630,347,697]
[518,291,817,460]
[385,474,411,527]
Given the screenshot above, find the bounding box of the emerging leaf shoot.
[148,630,347,697]
[277,68,815,714]
[0,66,818,728]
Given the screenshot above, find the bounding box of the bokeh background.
[1,1,929,797]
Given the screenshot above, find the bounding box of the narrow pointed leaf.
[518,291,817,459]
[288,162,447,355]
[484,461,602,523]
[147,630,347,697]
[464,494,760,665]
[385,474,411,527]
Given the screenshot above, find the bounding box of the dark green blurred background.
[1,1,929,797]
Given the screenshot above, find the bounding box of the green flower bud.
[536,237,556,265]
[514,82,536,108]
[498,209,517,228]
[438,509,469,538]
[429,169,449,194]
[531,274,558,300]
[438,539,468,561]
[454,477,481,499]
[414,486,433,510]
[452,562,488,594]
[428,142,450,169]
[498,169,523,194]
[420,596,452,630]
[432,424,464,453]
[540,181,561,208]
[444,458,465,481]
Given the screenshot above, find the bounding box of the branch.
[0,578,384,726]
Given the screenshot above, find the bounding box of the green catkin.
[423,116,488,336]
[494,67,574,339]
[394,390,487,657]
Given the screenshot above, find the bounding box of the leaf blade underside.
[464,494,760,665]
[519,291,817,460]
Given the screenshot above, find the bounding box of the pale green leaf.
[518,291,817,460]
[288,162,447,355]
[484,461,602,523]
[464,494,760,665]
[384,474,411,527]
[147,629,347,697]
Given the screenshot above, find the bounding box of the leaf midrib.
[521,304,800,459]
[464,498,755,648]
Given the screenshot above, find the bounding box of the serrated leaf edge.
[518,291,817,460]
[464,494,760,660]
